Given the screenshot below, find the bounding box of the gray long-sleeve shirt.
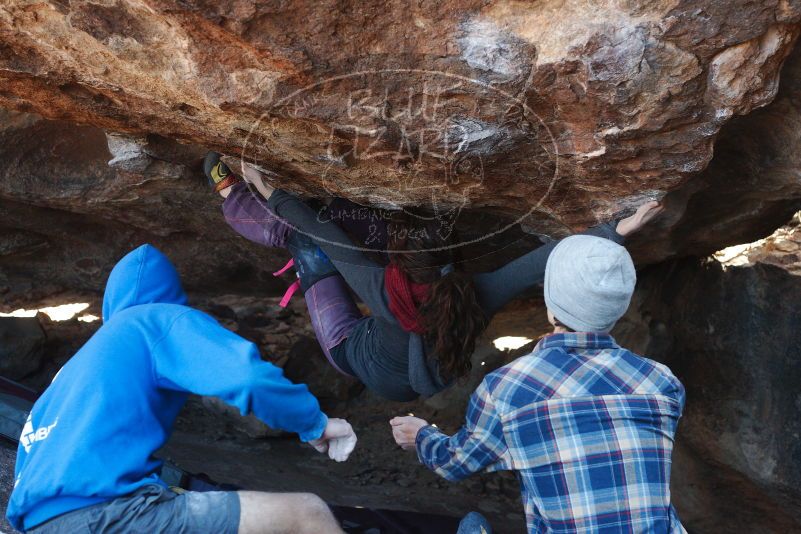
[261,189,625,400]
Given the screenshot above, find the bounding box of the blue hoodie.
[6,245,328,531]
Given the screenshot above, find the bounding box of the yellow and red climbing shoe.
[204,152,243,193]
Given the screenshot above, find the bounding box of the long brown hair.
[388,212,487,381]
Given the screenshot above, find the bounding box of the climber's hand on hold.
[390,416,429,451]
[309,418,357,462]
[616,200,664,237]
[240,163,276,200]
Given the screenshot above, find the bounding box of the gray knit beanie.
[544,235,636,333]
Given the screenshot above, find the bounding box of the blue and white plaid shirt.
[416,333,686,533]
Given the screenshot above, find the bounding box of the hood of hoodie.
[102,244,188,322]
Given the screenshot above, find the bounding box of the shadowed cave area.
[2,2,801,533]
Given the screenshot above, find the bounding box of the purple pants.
[222,184,363,375]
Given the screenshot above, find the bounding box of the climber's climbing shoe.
[204,151,242,193]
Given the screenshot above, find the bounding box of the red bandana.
[385,264,431,333]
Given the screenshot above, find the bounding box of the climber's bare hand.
[240,163,275,199]
[616,200,664,237]
[390,416,429,451]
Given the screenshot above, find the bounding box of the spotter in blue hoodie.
[7,244,328,532]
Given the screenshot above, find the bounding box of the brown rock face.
[0,108,547,301]
[628,40,801,263]
[1,1,799,232]
[0,109,293,301]
[614,249,801,532]
[3,4,801,531]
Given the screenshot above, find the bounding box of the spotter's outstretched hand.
[390,416,430,451]
[309,418,357,462]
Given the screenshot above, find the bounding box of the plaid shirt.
[416,333,686,533]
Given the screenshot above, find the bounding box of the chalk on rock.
[105,132,151,172]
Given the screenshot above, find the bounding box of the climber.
[209,153,662,401]
[6,244,356,534]
[389,235,686,533]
